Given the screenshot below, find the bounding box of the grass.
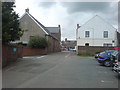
[77,53,94,57]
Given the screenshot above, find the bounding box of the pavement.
[2,51,119,88]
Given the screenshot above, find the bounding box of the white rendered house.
[77,15,117,47]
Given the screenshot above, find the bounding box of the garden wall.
[77,46,114,54]
[2,45,23,67]
[22,48,47,56]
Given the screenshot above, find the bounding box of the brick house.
[46,26,61,41]
[19,9,61,53]
[61,38,77,50]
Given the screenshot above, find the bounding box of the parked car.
[95,53,99,58]
[70,48,76,52]
[113,62,120,76]
[110,50,120,67]
[95,52,104,59]
[113,52,120,76]
[97,50,114,67]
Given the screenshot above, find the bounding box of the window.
[85,31,90,37]
[103,43,112,47]
[85,43,89,46]
[29,36,34,39]
[103,31,108,38]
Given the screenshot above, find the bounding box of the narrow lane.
[3,51,119,88]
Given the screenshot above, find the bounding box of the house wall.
[77,38,116,46]
[19,13,61,53]
[20,14,46,42]
[77,16,117,46]
[46,35,60,53]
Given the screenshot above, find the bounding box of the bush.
[28,36,48,49]
[78,53,94,57]
[95,51,101,54]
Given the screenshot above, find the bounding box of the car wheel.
[104,60,111,67]
[99,62,104,66]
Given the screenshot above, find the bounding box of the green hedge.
[28,36,48,49]
[78,53,94,57]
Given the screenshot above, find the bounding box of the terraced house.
[19,8,61,53]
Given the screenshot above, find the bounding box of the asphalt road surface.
[2,51,119,88]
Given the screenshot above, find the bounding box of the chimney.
[58,25,61,28]
[65,38,67,42]
[58,25,61,31]
[77,24,80,29]
[25,8,29,13]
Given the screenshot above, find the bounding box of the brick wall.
[2,45,23,67]
[23,48,47,56]
[77,46,114,54]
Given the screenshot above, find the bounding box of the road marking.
[36,56,45,58]
[23,56,45,59]
[101,80,114,83]
[65,53,70,58]
[23,57,34,58]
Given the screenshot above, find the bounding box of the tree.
[2,2,24,44]
[28,36,48,49]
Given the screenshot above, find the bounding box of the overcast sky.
[14,0,118,40]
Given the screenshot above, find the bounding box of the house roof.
[20,12,59,41]
[80,15,117,30]
[46,27,60,33]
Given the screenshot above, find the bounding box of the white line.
[23,57,34,58]
[36,56,45,59]
[101,80,114,83]
[23,56,45,59]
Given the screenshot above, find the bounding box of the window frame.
[85,31,90,38]
[103,31,108,38]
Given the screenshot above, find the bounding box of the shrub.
[78,53,94,57]
[28,36,48,49]
[95,51,101,54]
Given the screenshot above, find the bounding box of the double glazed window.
[103,31,108,38]
[85,31,90,37]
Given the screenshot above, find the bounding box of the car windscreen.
[112,51,118,56]
[106,50,114,56]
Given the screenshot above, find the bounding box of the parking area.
[2,51,119,88]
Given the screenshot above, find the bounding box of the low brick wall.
[77,46,114,54]
[2,45,23,67]
[23,48,47,56]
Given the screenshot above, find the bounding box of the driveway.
[2,51,119,88]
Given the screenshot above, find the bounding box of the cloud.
[60,2,118,28]
[60,2,111,13]
[15,1,118,40]
[38,2,57,8]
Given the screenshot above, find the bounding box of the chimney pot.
[77,24,80,29]
[25,8,29,13]
[65,38,67,42]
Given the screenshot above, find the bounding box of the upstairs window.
[85,31,90,38]
[103,31,108,38]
